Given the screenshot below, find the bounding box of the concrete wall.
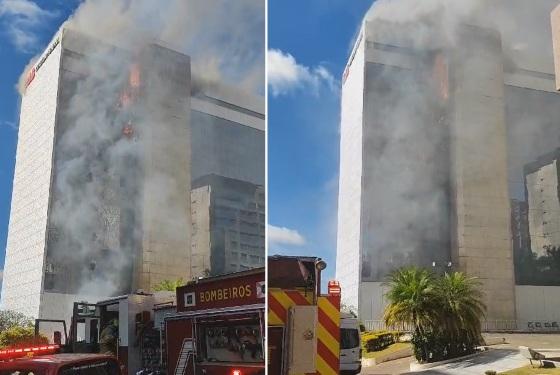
[551,4,560,90]
[0,36,62,317]
[359,282,388,322]
[190,186,211,278]
[137,45,192,291]
[450,26,516,320]
[336,26,365,313]
[515,285,560,330]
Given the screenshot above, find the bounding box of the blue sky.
[0,0,79,280]
[268,0,373,286]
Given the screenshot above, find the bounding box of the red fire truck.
[164,268,265,375]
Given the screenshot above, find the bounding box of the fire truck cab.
[0,347,123,375]
[164,268,265,375]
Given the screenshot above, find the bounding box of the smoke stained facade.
[337,1,560,326]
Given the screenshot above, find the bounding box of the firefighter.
[99,319,119,355]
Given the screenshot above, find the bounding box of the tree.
[153,278,185,292]
[383,267,439,335]
[383,267,486,363]
[435,272,485,343]
[0,310,33,332]
[0,326,48,349]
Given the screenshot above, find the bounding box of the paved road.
[408,349,527,375]
[483,333,560,349]
[360,333,560,375]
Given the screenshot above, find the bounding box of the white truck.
[340,313,362,374]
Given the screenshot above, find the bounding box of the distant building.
[524,148,560,256]
[190,175,265,278]
[511,199,530,257]
[190,83,264,186]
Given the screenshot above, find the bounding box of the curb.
[362,346,413,367]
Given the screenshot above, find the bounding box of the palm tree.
[435,272,486,342]
[383,267,439,335]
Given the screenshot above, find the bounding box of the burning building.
[337,19,515,322]
[2,27,187,319]
[337,1,560,327]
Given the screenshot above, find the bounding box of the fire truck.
[34,291,176,375]
[268,255,341,375]
[0,346,124,375]
[164,268,265,375]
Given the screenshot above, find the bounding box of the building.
[510,199,531,262]
[1,26,192,319]
[0,25,263,321]
[524,148,560,256]
[337,20,516,322]
[190,82,265,186]
[190,174,265,278]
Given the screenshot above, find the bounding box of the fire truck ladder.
[174,338,194,375]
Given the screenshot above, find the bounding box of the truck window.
[58,360,120,375]
[199,323,263,363]
[340,328,360,350]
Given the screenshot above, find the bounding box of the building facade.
[190,175,265,278]
[337,20,516,322]
[1,27,194,320]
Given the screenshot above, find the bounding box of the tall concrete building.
[190,174,265,278]
[524,149,560,256]
[1,27,192,320]
[337,20,516,322]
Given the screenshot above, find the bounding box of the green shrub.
[411,330,477,363]
[361,330,403,352]
[0,326,48,349]
[485,371,496,375]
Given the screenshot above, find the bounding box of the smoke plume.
[355,0,560,283]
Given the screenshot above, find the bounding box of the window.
[198,322,263,363]
[340,328,360,350]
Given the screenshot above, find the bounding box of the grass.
[362,342,410,359]
[498,365,560,374]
